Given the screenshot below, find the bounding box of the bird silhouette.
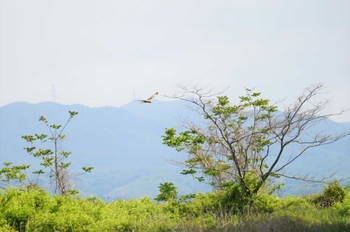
[140,92,158,103]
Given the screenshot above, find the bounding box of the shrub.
[0,187,53,231]
[309,181,347,208]
[335,193,350,216]
[0,184,349,232]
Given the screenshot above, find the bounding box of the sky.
[1,0,349,121]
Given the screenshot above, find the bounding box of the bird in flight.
[140,92,158,103]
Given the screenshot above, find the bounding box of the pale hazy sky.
[1,0,349,121]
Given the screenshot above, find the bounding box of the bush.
[335,193,350,216]
[309,181,347,208]
[27,196,101,231]
[0,187,53,231]
[0,184,349,232]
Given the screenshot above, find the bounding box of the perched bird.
[140,92,158,103]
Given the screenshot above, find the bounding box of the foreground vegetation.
[0,182,349,232]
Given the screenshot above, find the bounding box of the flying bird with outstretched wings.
[139,92,158,103]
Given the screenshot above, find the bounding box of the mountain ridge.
[0,101,349,199]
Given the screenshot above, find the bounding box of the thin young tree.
[22,111,93,195]
[162,84,349,197]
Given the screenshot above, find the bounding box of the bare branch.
[276,173,332,183]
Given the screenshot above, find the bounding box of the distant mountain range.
[0,101,349,199]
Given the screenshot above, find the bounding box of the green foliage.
[21,111,93,195]
[335,193,350,216]
[162,89,279,198]
[154,182,178,202]
[0,162,30,188]
[0,184,349,231]
[82,166,94,173]
[0,186,54,231]
[309,180,347,208]
[321,181,347,207]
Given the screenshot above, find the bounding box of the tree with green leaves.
[0,162,30,188]
[162,84,349,198]
[22,111,93,195]
[318,180,347,208]
[154,182,178,202]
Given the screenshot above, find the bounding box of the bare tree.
[162,84,349,196]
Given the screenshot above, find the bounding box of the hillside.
[0,101,349,199]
